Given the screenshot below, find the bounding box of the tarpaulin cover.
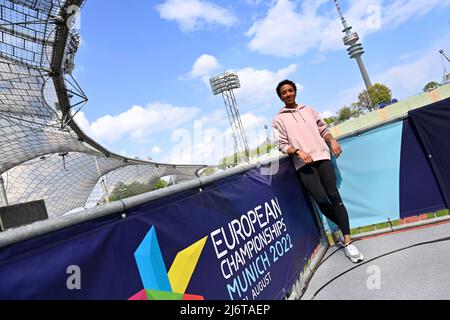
[334,121,403,227]
[399,119,446,217]
[409,97,450,208]
[326,113,446,229]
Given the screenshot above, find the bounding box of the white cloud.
[156,0,238,32]
[118,150,129,157]
[168,140,216,165]
[239,112,266,131]
[382,0,450,30]
[246,0,450,58]
[331,83,365,112]
[73,103,200,144]
[195,109,229,129]
[168,125,228,165]
[73,110,91,133]
[183,54,221,80]
[241,113,269,149]
[375,51,444,97]
[153,108,229,165]
[235,63,300,111]
[320,110,335,119]
[225,112,268,148]
[151,145,162,154]
[311,54,327,64]
[185,55,300,111]
[166,110,268,165]
[246,0,332,57]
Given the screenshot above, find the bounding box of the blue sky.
[73,0,450,165]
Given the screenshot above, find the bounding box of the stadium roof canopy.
[0,0,206,218]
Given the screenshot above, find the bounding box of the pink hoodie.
[272,104,331,170]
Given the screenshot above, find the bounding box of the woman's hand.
[297,150,313,164]
[330,140,342,158]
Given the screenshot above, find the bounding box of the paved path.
[302,221,450,300]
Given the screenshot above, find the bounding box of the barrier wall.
[329,83,450,138]
[0,157,323,300]
[409,99,450,207]
[328,98,449,229]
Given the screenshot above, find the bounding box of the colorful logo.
[129,226,207,300]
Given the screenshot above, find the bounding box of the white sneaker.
[344,243,364,263]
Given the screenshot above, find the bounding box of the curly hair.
[276,79,297,98]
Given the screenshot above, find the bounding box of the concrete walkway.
[302,221,450,300]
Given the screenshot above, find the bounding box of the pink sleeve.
[272,119,290,154]
[313,108,330,138]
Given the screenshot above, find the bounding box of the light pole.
[440,50,450,83]
[440,50,450,63]
[264,125,270,153]
[209,71,250,163]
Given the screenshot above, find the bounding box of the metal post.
[224,90,250,162]
[440,50,450,63]
[94,157,109,203]
[221,91,239,157]
[0,176,8,206]
[439,50,450,83]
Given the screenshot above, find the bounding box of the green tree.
[368,83,392,107]
[350,102,364,116]
[200,167,216,176]
[219,153,239,169]
[324,116,337,125]
[357,89,373,111]
[252,141,273,156]
[109,181,152,201]
[337,106,358,122]
[153,179,168,190]
[218,141,277,169]
[422,81,439,92]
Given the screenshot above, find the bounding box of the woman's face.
[279,84,296,105]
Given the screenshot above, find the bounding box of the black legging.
[296,159,350,235]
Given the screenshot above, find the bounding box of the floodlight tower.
[439,50,450,84]
[441,50,450,63]
[209,71,250,163]
[264,124,270,145]
[334,0,373,91]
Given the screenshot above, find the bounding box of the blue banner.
[0,157,321,300]
[409,97,450,208]
[399,119,445,217]
[327,113,446,229]
[335,121,403,227]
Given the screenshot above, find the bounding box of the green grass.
[326,233,335,244]
[436,209,449,217]
[346,208,449,237]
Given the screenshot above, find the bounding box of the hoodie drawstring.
[292,108,305,123]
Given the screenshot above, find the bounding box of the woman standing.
[272,79,363,263]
